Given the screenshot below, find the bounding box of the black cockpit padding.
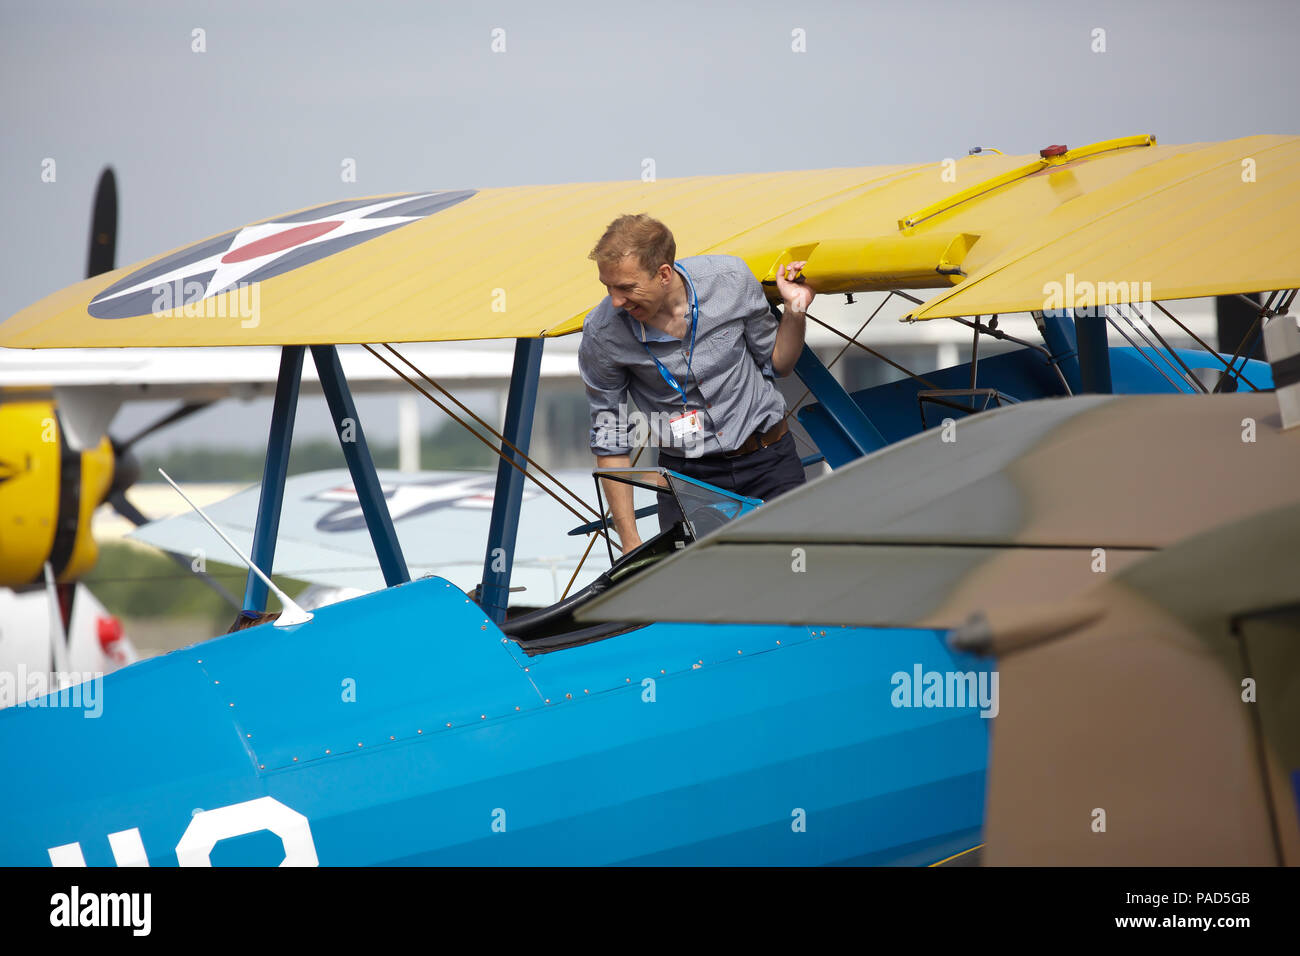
[500,522,691,643]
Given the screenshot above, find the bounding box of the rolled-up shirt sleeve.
[740,272,780,379]
[578,324,632,456]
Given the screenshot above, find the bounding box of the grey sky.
[2,0,1297,449]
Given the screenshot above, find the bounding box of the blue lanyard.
[637,262,698,407]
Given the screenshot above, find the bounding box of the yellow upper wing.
[0,167,924,348]
[3,134,1293,349]
[904,134,1300,320]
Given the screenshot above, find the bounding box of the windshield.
[592,468,762,563]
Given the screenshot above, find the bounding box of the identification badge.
[669,408,703,439]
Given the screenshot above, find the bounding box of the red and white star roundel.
[89,191,475,319]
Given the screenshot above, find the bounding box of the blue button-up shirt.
[578,255,788,457]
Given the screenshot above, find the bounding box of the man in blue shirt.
[579,213,815,551]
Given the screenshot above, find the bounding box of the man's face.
[597,255,671,321]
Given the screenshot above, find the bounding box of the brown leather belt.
[722,419,788,459]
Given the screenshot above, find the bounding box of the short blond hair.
[588,214,675,276]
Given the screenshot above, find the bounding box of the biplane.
[0,133,1293,865]
[0,169,581,698]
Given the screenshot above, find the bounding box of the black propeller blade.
[105,489,150,531]
[86,167,117,279]
[114,401,212,454]
[106,400,212,506]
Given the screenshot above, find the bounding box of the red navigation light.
[97,615,123,650]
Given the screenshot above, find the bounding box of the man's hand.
[775,260,814,315]
[595,454,643,552]
[771,260,814,376]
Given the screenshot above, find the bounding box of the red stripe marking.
[221,221,343,263]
